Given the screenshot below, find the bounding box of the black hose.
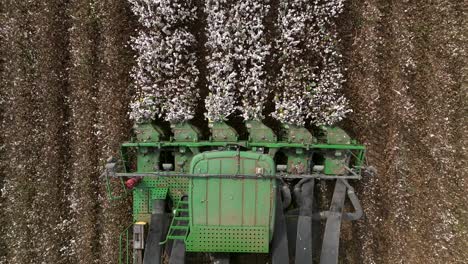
[308,153,315,174]
[298,180,314,216]
[341,180,363,221]
[293,178,312,206]
[311,180,363,221]
[280,180,292,209]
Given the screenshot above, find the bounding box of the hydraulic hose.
[293,178,312,206]
[280,180,292,209]
[298,180,314,216]
[311,179,363,221]
[341,179,363,221]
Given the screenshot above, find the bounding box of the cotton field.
[0,1,466,264]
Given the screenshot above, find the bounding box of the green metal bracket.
[134,123,165,142]
[104,150,129,201]
[104,172,128,201]
[209,121,238,142]
[321,126,352,175]
[324,154,347,175]
[137,147,159,172]
[286,150,309,174]
[322,126,351,145]
[355,149,366,173]
[171,122,201,142]
[245,120,277,143]
[175,150,192,173]
[282,124,315,144]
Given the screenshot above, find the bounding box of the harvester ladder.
[161,198,190,243]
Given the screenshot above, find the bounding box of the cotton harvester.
[104,120,369,264]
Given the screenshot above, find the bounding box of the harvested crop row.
[67,0,102,262]
[95,0,135,262]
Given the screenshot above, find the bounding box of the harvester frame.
[104,121,368,264]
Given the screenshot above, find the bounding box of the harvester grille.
[185,226,269,253]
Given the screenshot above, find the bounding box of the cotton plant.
[273,63,316,126]
[309,0,345,53]
[307,33,351,126]
[307,0,350,125]
[272,0,315,126]
[129,97,159,122]
[204,0,271,122]
[232,0,271,121]
[128,0,199,124]
[273,0,350,127]
[128,0,195,29]
[204,0,238,122]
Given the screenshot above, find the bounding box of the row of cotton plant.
[272,0,316,126]
[128,0,350,127]
[204,0,270,122]
[307,0,351,126]
[307,36,350,126]
[128,0,199,123]
[203,0,238,122]
[232,1,271,121]
[273,0,350,126]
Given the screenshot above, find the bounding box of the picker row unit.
[104,121,368,264]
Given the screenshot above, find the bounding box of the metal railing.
[119,222,135,264]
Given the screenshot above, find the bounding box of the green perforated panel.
[133,177,189,222]
[133,188,149,215]
[185,226,269,253]
[165,177,189,200]
[137,177,189,201]
[133,187,167,221]
[150,188,168,200]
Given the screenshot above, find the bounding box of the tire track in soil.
[31,1,72,263]
[402,2,467,262]
[1,2,43,263]
[339,0,390,262]
[95,0,135,263]
[338,0,383,263]
[0,1,7,262]
[354,1,403,262]
[68,0,102,262]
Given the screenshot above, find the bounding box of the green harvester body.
[107,121,366,263]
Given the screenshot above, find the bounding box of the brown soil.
[339,1,467,263]
[0,0,466,263]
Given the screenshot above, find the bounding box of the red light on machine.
[125,177,142,189]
